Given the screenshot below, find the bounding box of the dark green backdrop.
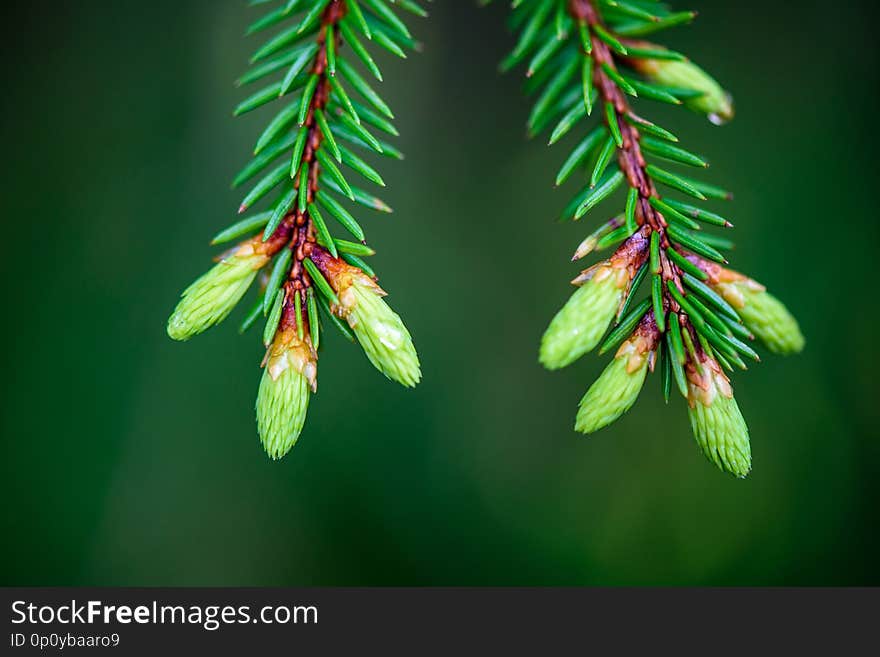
[2,0,877,585]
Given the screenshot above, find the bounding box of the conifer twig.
[167,0,427,460]
[497,0,804,477]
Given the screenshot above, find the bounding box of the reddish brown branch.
[267,0,349,335]
[569,0,686,320]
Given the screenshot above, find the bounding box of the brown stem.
[569,0,687,325]
[267,0,349,335]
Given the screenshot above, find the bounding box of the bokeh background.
[2,0,877,586]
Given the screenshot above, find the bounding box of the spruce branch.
[167,0,427,460]
[499,0,804,477]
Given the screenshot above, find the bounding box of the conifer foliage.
[498,0,803,477]
[167,0,426,460]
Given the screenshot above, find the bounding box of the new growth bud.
[686,355,751,478]
[256,328,317,460]
[167,239,269,341]
[703,264,805,355]
[632,57,734,125]
[318,258,421,387]
[541,232,648,370]
[719,280,804,355]
[575,318,658,433]
[540,267,623,370]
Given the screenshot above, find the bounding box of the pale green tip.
[167,256,260,341]
[736,285,805,355]
[575,354,648,434]
[256,365,310,461]
[688,392,751,478]
[347,282,421,388]
[540,275,622,370]
[648,59,734,125]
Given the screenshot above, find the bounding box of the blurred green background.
[2,0,877,586]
